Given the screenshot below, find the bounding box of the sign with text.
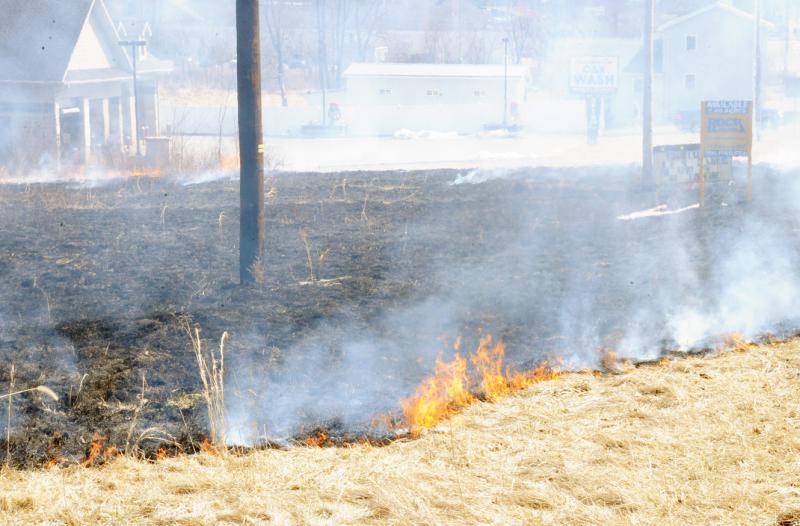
[700,100,753,158]
[570,57,618,94]
[698,100,754,206]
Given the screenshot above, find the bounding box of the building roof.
[657,1,776,32]
[0,0,95,82]
[0,0,171,85]
[116,19,152,39]
[343,63,529,79]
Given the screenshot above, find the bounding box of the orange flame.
[44,458,62,469]
[200,437,219,456]
[81,433,115,467]
[472,336,561,400]
[130,167,162,178]
[304,431,334,448]
[470,335,510,401]
[220,155,240,172]
[400,336,559,435]
[401,352,475,433]
[723,333,756,353]
[156,448,168,461]
[600,349,634,373]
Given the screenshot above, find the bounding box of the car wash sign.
[570,57,618,94]
[700,100,753,158]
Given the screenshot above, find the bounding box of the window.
[427,89,443,97]
[474,90,486,97]
[633,78,643,94]
[379,88,392,96]
[685,74,696,89]
[686,35,697,51]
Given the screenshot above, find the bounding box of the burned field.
[0,165,798,467]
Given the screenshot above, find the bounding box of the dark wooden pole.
[642,0,654,187]
[503,37,509,128]
[237,0,266,284]
[316,0,328,127]
[754,0,762,141]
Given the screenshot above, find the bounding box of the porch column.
[82,98,91,164]
[53,102,62,169]
[116,98,125,147]
[102,98,111,143]
[128,95,137,151]
[152,83,161,137]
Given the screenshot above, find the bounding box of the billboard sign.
[700,100,753,158]
[570,57,618,94]
[698,100,754,205]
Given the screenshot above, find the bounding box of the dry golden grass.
[2,341,800,525]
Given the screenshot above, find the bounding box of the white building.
[0,0,171,172]
[652,1,772,123]
[342,63,528,135]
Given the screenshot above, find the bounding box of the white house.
[0,0,172,172]
[626,1,773,126]
[341,62,528,135]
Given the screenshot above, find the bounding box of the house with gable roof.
[0,0,171,172]
[625,0,773,126]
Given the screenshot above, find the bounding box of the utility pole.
[503,37,509,128]
[237,0,266,284]
[642,0,654,187]
[119,40,147,156]
[316,0,328,127]
[754,0,762,141]
[784,0,791,77]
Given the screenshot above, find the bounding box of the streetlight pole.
[642,0,654,187]
[119,40,147,156]
[754,0,762,141]
[316,0,328,127]
[503,37,509,128]
[237,0,266,284]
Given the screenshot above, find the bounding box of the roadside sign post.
[699,100,754,207]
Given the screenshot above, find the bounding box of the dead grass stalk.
[185,323,228,449]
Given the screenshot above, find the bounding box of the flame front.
[401,353,475,431]
[401,336,559,435]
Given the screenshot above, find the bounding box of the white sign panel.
[570,57,618,94]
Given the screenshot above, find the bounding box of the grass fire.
[401,335,560,435]
[3,0,800,524]
[2,166,799,524]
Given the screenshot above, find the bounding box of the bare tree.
[263,0,289,107]
[315,0,329,124]
[643,0,654,187]
[424,3,455,63]
[754,0,762,139]
[348,0,386,62]
[508,8,546,64]
[329,0,351,88]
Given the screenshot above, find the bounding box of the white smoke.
[224,164,800,444]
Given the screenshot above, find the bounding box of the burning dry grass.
[2,340,800,525]
[401,335,560,434]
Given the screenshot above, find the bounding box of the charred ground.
[0,166,791,466]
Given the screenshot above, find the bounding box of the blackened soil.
[0,166,786,466]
